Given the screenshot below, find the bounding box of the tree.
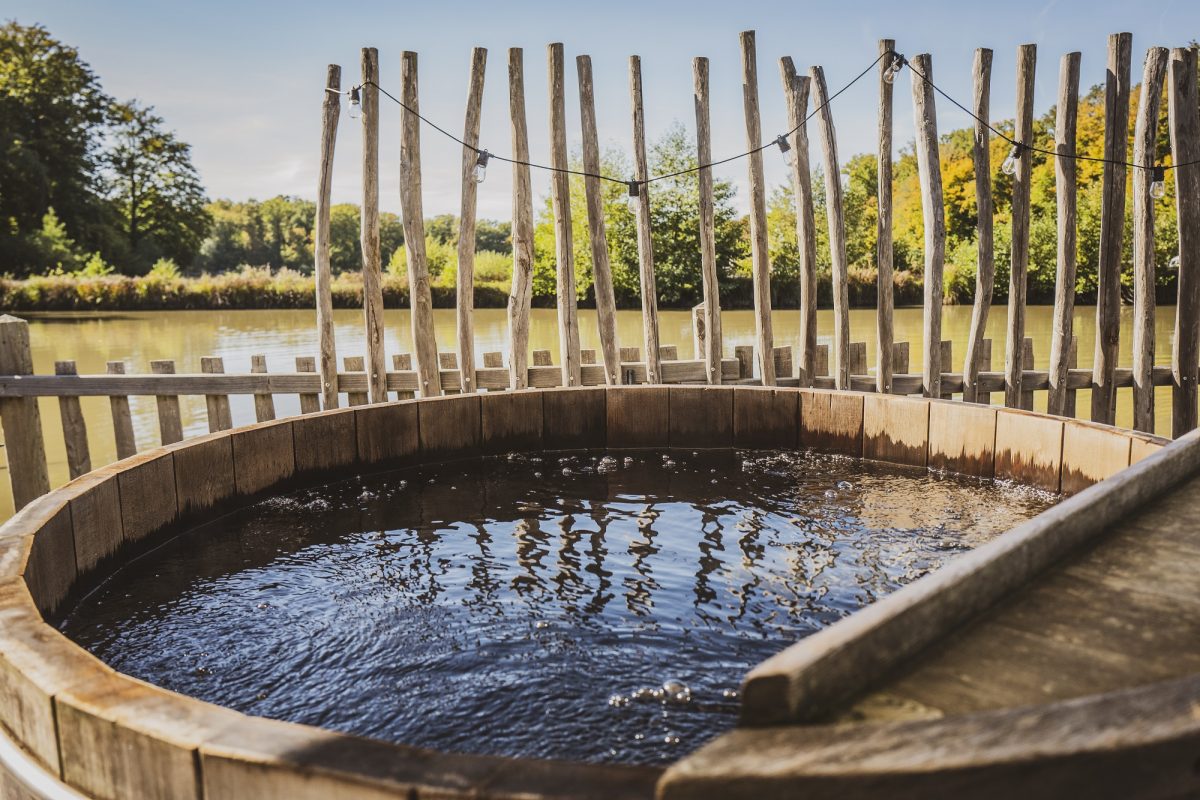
[0,21,111,273]
[103,101,210,272]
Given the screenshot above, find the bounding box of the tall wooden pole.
[875,39,896,394]
[1131,47,1169,432]
[909,53,945,399]
[507,48,534,390]
[456,47,487,393]
[400,51,442,397]
[1091,32,1133,424]
[694,57,723,385]
[962,49,994,404]
[629,56,663,384]
[1047,52,1082,417]
[1169,46,1200,437]
[1005,44,1037,409]
[739,31,776,386]
[0,316,50,509]
[779,57,816,387]
[812,65,851,390]
[360,48,387,405]
[315,65,341,410]
[577,54,621,386]
[548,43,581,387]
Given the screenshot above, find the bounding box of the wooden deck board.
[840,472,1200,722]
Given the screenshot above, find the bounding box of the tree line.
[2,20,1190,308]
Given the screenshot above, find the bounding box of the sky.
[9,0,1199,221]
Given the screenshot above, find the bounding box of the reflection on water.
[61,449,1055,765]
[1,303,1178,519]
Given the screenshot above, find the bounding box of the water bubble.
[533,472,543,479]
[663,459,677,468]
[662,679,687,695]
[535,620,550,629]
[633,733,645,741]
[428,478,435,484]
[597,456,619,474]
[663,735,680,745]
[661,454,671,461]
[256,602,271,610]
[608,694,629,708]
[623,456,634,467]
[722,688,740,700]
[562,467,573,477]
[836,480,853,490]
[398,480,408,489]
[824,489,838,499]
[711,479,719,485]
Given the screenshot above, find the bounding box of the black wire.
[356,50,887,186]
[901,54,1200,173]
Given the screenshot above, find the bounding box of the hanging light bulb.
[348,86,362,120]
[1169,254,1181,271]
[775,134,795,169]
[1001,144,1021,176]
[1149,166,1167,199]
[473,149,490,184]
[626,180,641,212]
[883,53,905,85]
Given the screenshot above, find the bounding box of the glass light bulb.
[1150,180,1166,199]
[883,67,896,85]
[883,55,903,84]
[348,86,361,120]
[473,162,487,184]
[1001,146,1019,176]
[1169,255,1181,271]
[626,181,641,213]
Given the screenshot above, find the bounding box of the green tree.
[104,101,209,272]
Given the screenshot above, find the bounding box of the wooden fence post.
[1005,44,1037,409]
[577,54,622,386]
[400,50,442,398]
[694,57,724,386]
[295,357,322,414]
[250,354,277,422]
[393,354,415,400]
[910,53,945,399]
[1047,51,1082,417]
[200,356,233,432]
[547,42,582,388]
[812,64,850,390]
[344,356,368,406]
[54,361,90,479]
[106,361,137,459]
[456,47,487,394]
[0,316,49,509]
[1132,47,1170,433]
[1169,46,1200,437]
[780,57,816,388]
[507,48,534,391]
[360,48,388,405]
[1091,32,1133,424]
[315,64,341,411]
[740,31,776,386]
[150,360,183,445]
[629,55,663,385]
[875,39,896,395]
[962,48,994,404]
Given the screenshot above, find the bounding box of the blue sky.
[9,0,1199,219]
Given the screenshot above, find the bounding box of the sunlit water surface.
[62,449,1055,765]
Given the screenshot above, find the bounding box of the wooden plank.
[356,402,418,466]
[482,351,503,369]
[106,361,137,459]
[547,43,582,388]
[1170,45,1200,437]
[295,356,321,414]
[392,354,415,400]
[739,32,776,386]
[812,63,849,390]
[400,50,442,399]
[772,346,793,380]
[54,361,90,479]
[813,344,830,378]
[1005,44,1037,409]
[962,49,994,404]
[892,341,910,377]
[995,409,1063,492]
[577,54,622,386]
[1091,33,1133,424]
[343,356,368,406]
[232,420,294,497]
[669,386,733,448]
[480,390,542,454]
[733,387,799,449]
[928,401,996,478]
[863,395,929,468]
[1019,338,1035,411]
[1061,421,1132,495]
[939,340,953,400]
[875,39,896,395]
[249,354,276,422]
[1047,51,1082,417]
[659,345,678,362]
[532,349,552,367]
[1064,336,1078,418]
[581,348,597,364]
[438,352,460,396]
[0,315,49,509]
[150,360,183,445]
[608,386,668,448]
[629,55,662,385]
[780,57,817,387]
[1132,48,1169,433]
[848,342,867,376]
[454,46,487,394]
[293,408,357,474]
[315,64,340,411]
[507,48,534,391]
[359,47,388,405]
[909,53,945,399]
[200,356,233,433]
[693,59,723,386]
[734,345,753,380]
[174,435,235,516]
[978,338,993,405]
[800,390,863,456]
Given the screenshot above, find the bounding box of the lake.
[1,303,1179,519]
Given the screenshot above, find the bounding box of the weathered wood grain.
[547,43,581,388]
[355,402,418,466]
[1169,46,1200,437]
[694,58,724,386]
[1061,421,1132,495]
[995,409,1063,492]
[343,356,367,406]
[293,408,357,474]
[910,54,945,399]
[1047,53,1082,418]
[249,354,276,422]
[543,387,606,450]
[359,48,387,405]
[105,360,137,459]
[455,47,487,394]
[1005,44,1037,408]
[0,316,49,508]
[741,33,776,386]
[507,48,534,390]
[1091,33,1133,424]
[733,387,799,449]
[875,40,896,395]
[928,400,997,478]
[150,360,183,445]
[962,49,994,405]
[863,395,929,467]
[812,64,850,389]
[295,356,321,413]
[608,386,669,448]
[629,55,662,385]
[200,357,233,433]
[54,361,90,479]
[780,58,816,387]
[173,434,236,517]
[800,390,864,456]
[481,390,542,454]
[669,386,733,448]
[231,420,294,496]
[417,395,481,460]
[315,65,340,410]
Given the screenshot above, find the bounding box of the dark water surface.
[62,449,1055,765]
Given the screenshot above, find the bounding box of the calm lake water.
[61,449,1054,764]
[0,303,1179,518]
